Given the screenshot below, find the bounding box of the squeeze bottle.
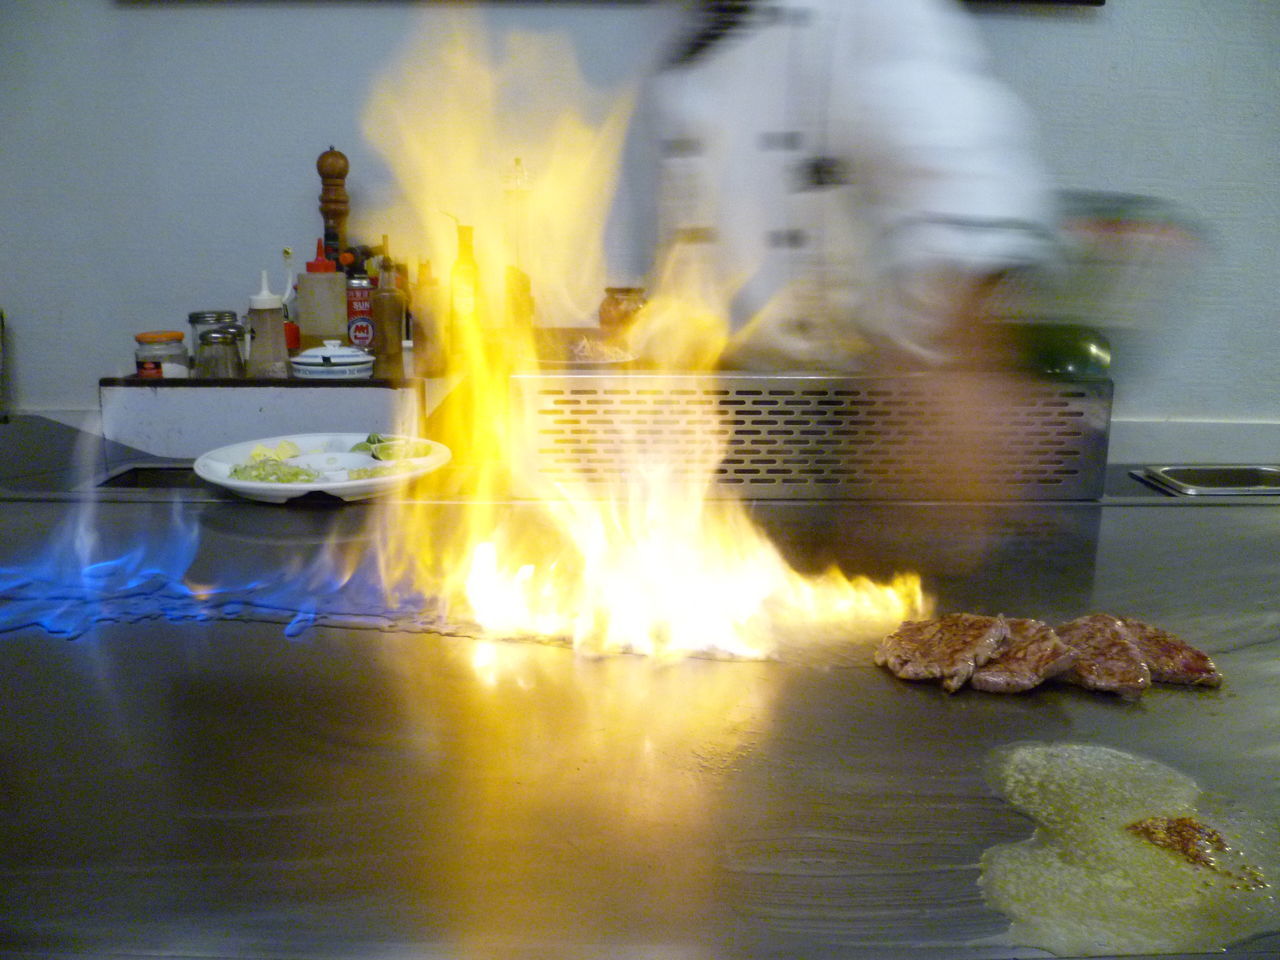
[295,238,348,349]
[245,270,290,378]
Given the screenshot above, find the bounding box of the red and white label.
[348,318,374,348]
[347,285,372,345]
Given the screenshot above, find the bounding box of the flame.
[362,14,929,659]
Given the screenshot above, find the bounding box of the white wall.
[0,0,679,414]
[969,0,1280,452]
[3,0,1279,462]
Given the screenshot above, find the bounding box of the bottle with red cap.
[294,238,348,350]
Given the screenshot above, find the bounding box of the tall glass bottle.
[369,256,406,379]
[449,224,482,371]
[411,259,446,377]
[450,226,479,325]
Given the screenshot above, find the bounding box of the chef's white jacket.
[649,0,1054,370]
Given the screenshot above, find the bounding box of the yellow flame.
[361,15,928,659]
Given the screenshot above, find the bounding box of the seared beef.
[1117,616,1222,687]
[876,611,1222,698]
[970,618,1079,693]
[874,614,1009,693]
[1056,614,1151,699]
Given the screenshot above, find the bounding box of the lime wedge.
[372,440,434,461]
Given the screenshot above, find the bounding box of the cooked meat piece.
[1117,616,1222,687]
[970,618,1079,693]
[874,614,1009,693]
[1056,614,1151,699]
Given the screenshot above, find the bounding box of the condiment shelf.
[98,376,448,459]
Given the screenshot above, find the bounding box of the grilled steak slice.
[1117,616,1222,687]
[875,614,1009,692]
[970,618,1079,693]
[1056,614,1151,699]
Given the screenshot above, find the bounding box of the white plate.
[539,357,633,369]
[193,432,451,503]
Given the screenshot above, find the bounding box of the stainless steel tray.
[511,371,1113,501]
[1140,464,1280,496]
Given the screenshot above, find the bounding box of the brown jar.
[598,287,646,334]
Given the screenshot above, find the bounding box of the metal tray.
[511,371,1113,501]
[1140,464,1280,496]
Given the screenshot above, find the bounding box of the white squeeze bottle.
[245,269,290,378]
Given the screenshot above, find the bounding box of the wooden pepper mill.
[316,146,349,264]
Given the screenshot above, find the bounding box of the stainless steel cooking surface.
[0,311,7,424]
[1,485,1277,959]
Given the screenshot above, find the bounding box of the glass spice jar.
[133,330,190,379]
[598,287,646,334]
[193,327,246,378]
[187,310,239,360]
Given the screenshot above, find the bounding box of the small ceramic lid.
[291,340,373,368]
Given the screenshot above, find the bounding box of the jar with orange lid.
[134,330,189,379]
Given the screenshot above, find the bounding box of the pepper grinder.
[317,146,349,265]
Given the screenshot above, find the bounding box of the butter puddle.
[980,741,1280,956]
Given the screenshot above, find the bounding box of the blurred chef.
[647,0,1056,371]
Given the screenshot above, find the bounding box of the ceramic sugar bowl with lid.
[290,340,374,380]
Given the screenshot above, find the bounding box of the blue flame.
[0,499,459,641]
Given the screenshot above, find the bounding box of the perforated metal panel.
[512,372,1112,500]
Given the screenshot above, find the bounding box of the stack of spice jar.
[132,310,250,380]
